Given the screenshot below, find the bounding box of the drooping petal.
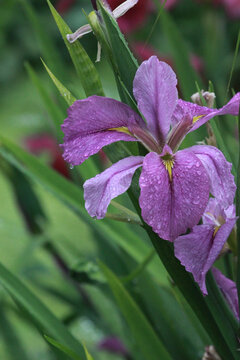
[139,148,210,241]
[172,93,240,133]
[188,145,236,207]
[133,56,178,145]
[61,96,144,165]
[212,268,239,320]
[84,156,143,219]
[174,217,236,295]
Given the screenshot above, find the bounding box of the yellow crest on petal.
[192,115,204,124]
[162,154,174,182]
[108,127,133,136]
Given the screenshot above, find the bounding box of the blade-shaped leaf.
[147,229,239,360]
[0,262,87,359]
[97,0,138,99]
[45,336,84,360]
[41,59,76,106]
[47,0,104,97]
[25,62,64,141]
[100,262,172,360]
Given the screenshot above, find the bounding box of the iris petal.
[139,147,210,241]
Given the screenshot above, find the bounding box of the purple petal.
[174,218,236,295]
[84,156,143,219]
[61,96,144,165]
[188,145,236,207]
[202,198,225,225]
[202,198,236,226]
[139,148,210,241]
[172,93,240,133]
[133,56,178,145]
[212,268,239,320]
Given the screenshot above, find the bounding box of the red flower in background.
[108,0,178,33]
[25,134,69,178]
[108,0,152,33]
[222,0,240,18]
[55,0,75,13]
[132,42,204,75]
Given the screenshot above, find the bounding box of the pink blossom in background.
[25,134,69,178]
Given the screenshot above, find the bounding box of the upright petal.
[139,148,209,241]
[84,156,143,219]
[172,93,240,133]
[61,96,144,165]
[188,145,236,207]
[133,56,178,145]
[174,217,236,295]
[212,268,239,320]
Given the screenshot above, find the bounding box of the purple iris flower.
[212,267,239,320]
[61,56,239,241]
[174,198,237,295]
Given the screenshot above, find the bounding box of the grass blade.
[100,262,172,360]
[0,262,87,359]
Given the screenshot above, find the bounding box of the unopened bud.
[202,345,222,360]
[191,90,216,108]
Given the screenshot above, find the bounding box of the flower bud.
[191,90,216,108]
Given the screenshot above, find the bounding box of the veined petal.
[84,156,143,219]
[212,268,239,320]
[188,145,236,207]
[62,96,144,165]
[133,56,178,145]
[139,148,209,241]
[172,92,240,133]
[174,216,236,295]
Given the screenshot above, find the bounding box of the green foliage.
[100,262,172,360]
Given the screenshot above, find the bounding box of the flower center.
[161,153,174,182]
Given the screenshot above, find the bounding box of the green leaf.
[97,1,138,99]
[0,262,87,359]
[147,230,239,360]
[0,308,31,360]
[41,59,76,106]
[135,275,206,360]
[25,62,64,142]
[99,262,172,360]
[83,345,94,360]
[45,336,84,360]
[47,0,104,97]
